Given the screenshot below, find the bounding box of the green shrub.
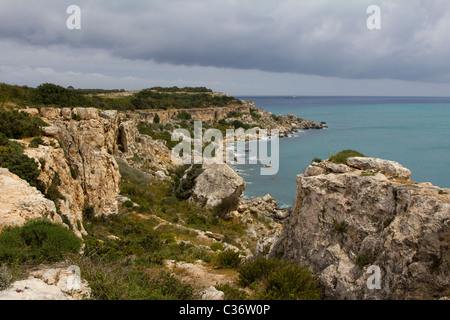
[215,249,242,269]
[70,166,78,179]
[29,137,44,148]
[186,214,208,231]
[238,257,320,300]
[210,242,224,252]
[227,111,242,118]
[329,149,366,165]
[83,206,95,221]
[355,254,371,269]
[0,152,40,187]
[33,83,91,107]
[333,219,348,234]
[174,164,204,200]
[0,264,12,290]
[177,111,192,120]
[216,283,248,300]
[0,109,47,139]
[232,120,251,130]
[123,200,134,208]
[311,158,322,164]
[0,219,82,265]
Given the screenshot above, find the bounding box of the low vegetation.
[0,219,82,266]
[237,257,321,300]
[329,149,366,164]
[0,82,241,111]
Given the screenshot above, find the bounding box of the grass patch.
[360,172,376,177]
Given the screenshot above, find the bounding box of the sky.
[0,0,450,96]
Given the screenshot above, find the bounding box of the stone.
[40,108,61,119]
[0,265,91,300]
[325,162,352,174]
[42,126,60,137]
[0,278,70,300]
[202,286,225,300]
[190,163,246,212]
[205,232,225,242]
[262,194,275,203]
[347,157,412,180]
[304,164,327,177]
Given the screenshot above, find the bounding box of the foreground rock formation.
[269,157,450,300]
[190,163,246,214]
[0,168,61,229]
[0,263,90,300]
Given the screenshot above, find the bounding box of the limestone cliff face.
[19,107,177,236]
[129,103,253,124]
[269,158,450,300]
[0,168,62,230]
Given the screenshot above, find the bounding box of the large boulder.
[190,164,246,213]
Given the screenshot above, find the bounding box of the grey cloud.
[1,0,450,82]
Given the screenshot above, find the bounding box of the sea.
[231,96,450,208]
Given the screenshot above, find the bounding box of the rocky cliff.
[17,107,177,236]
[269,157,450,300]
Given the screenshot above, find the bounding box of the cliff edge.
[269,156,450,300]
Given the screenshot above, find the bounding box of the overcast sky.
[1,0,450,96]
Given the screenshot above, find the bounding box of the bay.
[232,96,450,207]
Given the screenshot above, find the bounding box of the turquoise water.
[232,96,450,208]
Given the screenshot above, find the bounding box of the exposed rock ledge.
[269,157,450,300]
[0,168,62,229]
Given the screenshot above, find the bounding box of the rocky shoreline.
[2,100,447,300]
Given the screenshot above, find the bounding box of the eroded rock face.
[0,168,61,228]
[270,159,450,300]
[190,163,246,213]
[49,114,121,218]
[24,140,86,237]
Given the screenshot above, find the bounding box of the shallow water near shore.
[232,96,450,208]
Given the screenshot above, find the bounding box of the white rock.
[347,157,411,180]
[0,168,61,228]
[202,286,225,300]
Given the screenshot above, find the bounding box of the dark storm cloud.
[1,0,450,82]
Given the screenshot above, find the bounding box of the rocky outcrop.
[32,107,177,225]
[0,264,90,300]
[270,158,450,300]
[24,139,86,237]
[238,194,290,221]
[0,168,61,229]
[129,103,253,124]
[190,163,246,214]
[347,157,412,180]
